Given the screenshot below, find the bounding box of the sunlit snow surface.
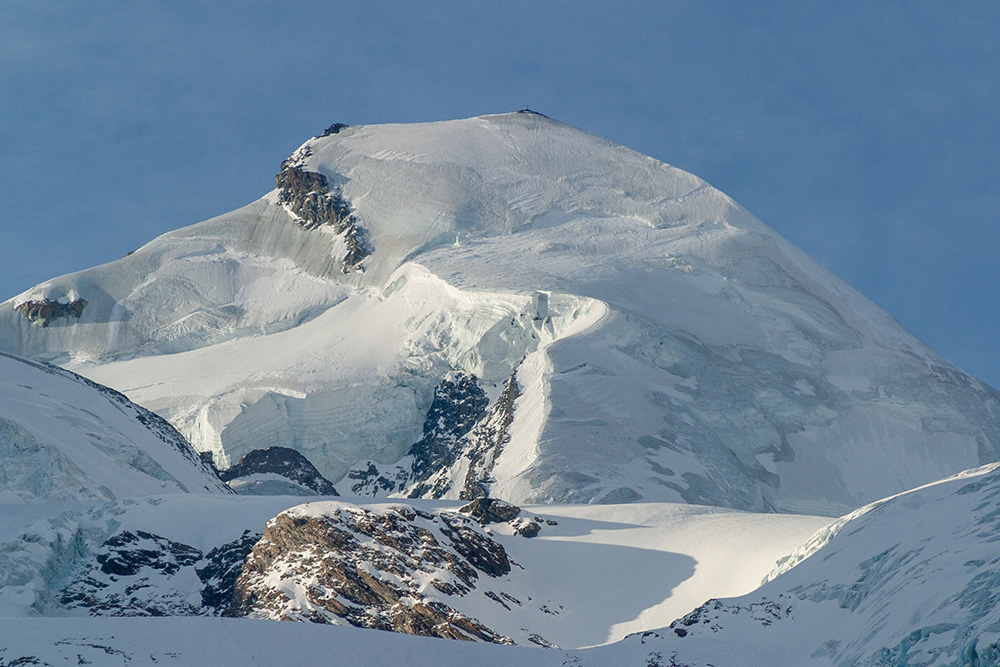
[7,464,1000,665]
[2,112,999,515]
[0,493,825,647]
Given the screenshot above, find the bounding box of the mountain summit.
[2,112,998,515]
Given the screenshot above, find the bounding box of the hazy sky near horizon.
[2,2,998,387]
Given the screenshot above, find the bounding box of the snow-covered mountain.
[4,110,1000,667]
[2,111,999,517]
[0,351,229,502]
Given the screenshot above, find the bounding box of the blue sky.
[2,1,998,387]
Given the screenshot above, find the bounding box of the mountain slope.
[594,462,1000,666]
[0,351,230,502]
[1,111,998,514]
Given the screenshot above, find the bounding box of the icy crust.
[0,352,230,502]
[615,463,1000,666]
[0,113,999,513]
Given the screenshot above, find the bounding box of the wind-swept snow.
[609,462,1000,665]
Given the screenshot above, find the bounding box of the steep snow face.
[0,352,230,502]
[601,463,1000,666]
[1,112,999,514]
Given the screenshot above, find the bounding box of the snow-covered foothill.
[0,493,826,649]
[600,462,1000,666]
[1,112,998,515]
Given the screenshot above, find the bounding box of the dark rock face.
[233,504,513,643]
[197,530,261,614]
[218,446,338,496]
[456,375,520,500]
[458,497,545,538]
[14,298,87,327]
[319,122,349,137]
[275,147,371,272]
[346,460,410,496]
[514,521,541,538]
[59,530,259,617]
[410,373,490,482]
[348,373,490,497]
[406,373,520,500]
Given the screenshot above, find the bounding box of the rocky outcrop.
[458,497,521,524]
[59,529,259,617]
[197,530,262,614]
[319,122,349,137]
[275,146,371,272]
[410,373,490,483]
[457,375,520,499]
[347,373,490,497]
[346,460,410,496]
[232,503,514,643]
[457,498,547,538]
[408,374,521,500]
[14,298,87,327]
[219,447,338,496]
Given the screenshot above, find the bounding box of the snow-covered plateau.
[3,111,1000,665]
[2,111,998,516]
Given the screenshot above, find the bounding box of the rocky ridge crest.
[219,446,339,496]
[275,144,371,272]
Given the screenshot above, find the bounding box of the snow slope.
[2,111,998,514]
[0,352,230,502]
[0,493,826,648]
[7,458,999,667]
[608,462,1000,665]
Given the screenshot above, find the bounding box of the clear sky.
[1,2,998,387]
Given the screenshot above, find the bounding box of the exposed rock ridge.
[318,122,349,137]
[458,375,521,500]
[346,372,490,497]
[410,373,491,483]
[458,497,545,538]
[219,446,339,496]
[275,145,371,272]
[14,297,87,327]
[408,374,521,500]
[233,503,514,643]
